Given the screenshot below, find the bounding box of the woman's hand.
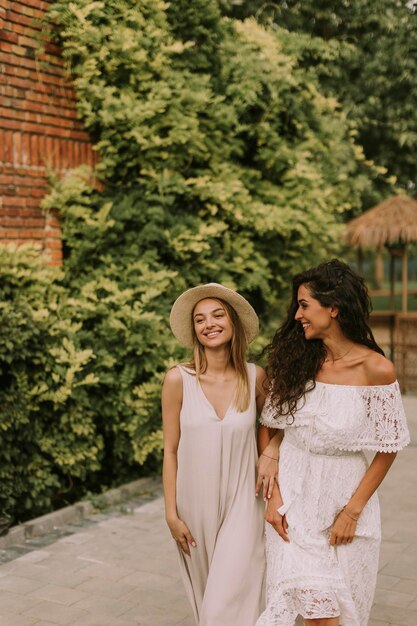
[256,452,278,500]
[167,516,196,556]
[329,508,357,546]
[264,487,289,543]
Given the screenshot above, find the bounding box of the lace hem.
[258,586,341,626]
[331,439,409,453]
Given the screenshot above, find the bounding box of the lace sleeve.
[259,394,287,429]
[359,382,410,452]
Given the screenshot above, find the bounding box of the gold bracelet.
[261,453,278,461]
[342,507,359,522]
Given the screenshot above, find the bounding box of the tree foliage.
[46,0,382,299]
[44,0,387,466]
[0,246,100,522]
[0,0,394,521]
[221,0,417,195]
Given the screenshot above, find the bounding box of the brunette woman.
[256,260,409,626]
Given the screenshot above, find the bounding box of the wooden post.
[375,250,384,289]
[389,252,395,311]
[402,246,408,313]
[388,251,396,360]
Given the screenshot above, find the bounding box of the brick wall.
[0,0,97,265]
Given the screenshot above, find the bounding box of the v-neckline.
[198,381,235,421]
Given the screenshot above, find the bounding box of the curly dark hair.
[264,259,384,418]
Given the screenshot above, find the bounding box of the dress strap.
[176,364,197,381]
[176,365,202,413]
[247,362,256,393]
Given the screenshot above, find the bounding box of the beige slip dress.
[175,363,265,626]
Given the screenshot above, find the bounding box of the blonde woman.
[162,283,267,626]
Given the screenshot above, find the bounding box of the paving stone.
[0,613,38,625]
[74,577,135,600]
[28,584,90,606]
[69,617,132,626]
[74,562,134,582]
[15,551,52,564]
[30,555,89,573]
[407,596,417,611]
[379,553,417,580]
[393,578,417,594]
[374,587,415,609]
[73,593,136,618]
[28,623,59,626]
[370,603,417,625]
[119,570,178,590]
[376,573,401,590]
[22,600,88,625]
[0,589,38,614]
[172,618,194,626]
[121,602,190,626]
[1,562,93,589]
[0,575,45,594]
[57,534,92,546]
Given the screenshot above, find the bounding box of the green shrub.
[0,1,393,522]
[0,245,99,522]
[42,1,389,484]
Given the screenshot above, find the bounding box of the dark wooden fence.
[370,312,417,392]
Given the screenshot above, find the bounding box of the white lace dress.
[256,381,410,626]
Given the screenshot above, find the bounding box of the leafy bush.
[45,1,384,310]
[0,1,394,521]
[43,0,388,479]
[0,240,178,522]
[0,246,99,522]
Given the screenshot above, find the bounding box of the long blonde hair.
[186,298,250,412]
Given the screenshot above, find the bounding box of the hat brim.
[169,283,259,349]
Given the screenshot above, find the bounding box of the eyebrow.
[194,307,225,319]
[298,298,308,304]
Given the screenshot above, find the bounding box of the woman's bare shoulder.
[162,366,183,407]
[255,364,267,381]
[255,365,269,390]
[163,366,182,387]
[363,351,396,386]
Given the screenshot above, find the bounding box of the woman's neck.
[322,332,356,364]
[204,347,234,379]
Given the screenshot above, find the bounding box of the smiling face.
[193,298,233,348]
[294,284,337,340]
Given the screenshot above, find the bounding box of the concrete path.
[0,397,416,626]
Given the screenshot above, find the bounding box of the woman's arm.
[254,368,289,537]
[255,366,286,498]
[259,429,283,458]
[255,366,283,459]
[162,367,196,555]
[256,427,283,499]
[264,482,290,543]
[255,365,268,416]
[330,353,399,545]
[255,366,280,498]
[330,451,397,546]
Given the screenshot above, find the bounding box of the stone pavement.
[0,397,416,626]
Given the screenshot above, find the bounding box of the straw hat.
[169,283,259,349]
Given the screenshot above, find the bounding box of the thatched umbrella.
[345,195,417,312]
